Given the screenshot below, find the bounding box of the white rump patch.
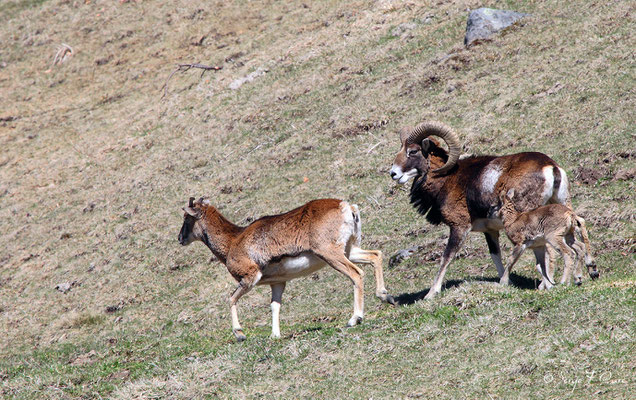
[557,167,570,204]
[480,163,503,194]
[338,202,356,245]
[541,166,555,203]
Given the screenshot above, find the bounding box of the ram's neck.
[428,151,449,172]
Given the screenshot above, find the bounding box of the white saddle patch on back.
[481,163,503,194]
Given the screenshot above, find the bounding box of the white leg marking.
[270,302,281,338]
[231,304,242,332]
[270,283,285,338]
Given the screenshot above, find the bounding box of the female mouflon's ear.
[184,197,201,218]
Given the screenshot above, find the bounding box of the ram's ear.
[183,206,201,219]
[189,197,195,207]
[421,138,431,153]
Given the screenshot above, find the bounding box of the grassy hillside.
[0,0,634,398]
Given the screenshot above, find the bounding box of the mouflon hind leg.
[348,247,395,305]
[316,246,365,327]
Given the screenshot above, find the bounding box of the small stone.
[389,246,422,268]
[420,15,435,24]
[55,281,77,293]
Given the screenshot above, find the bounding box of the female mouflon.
[179,197,394,342]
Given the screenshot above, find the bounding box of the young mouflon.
[488,189,598,288]
[179,197,394,342]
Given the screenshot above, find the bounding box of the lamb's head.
[389,121,461,184]
[488,189,516,222]
[178,197,209,246]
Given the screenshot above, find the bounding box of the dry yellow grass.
[0,0,634,398]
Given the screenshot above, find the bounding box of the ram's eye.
[408,149,419,156]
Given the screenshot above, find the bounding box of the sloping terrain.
[0,0,634,398]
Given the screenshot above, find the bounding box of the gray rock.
[388,246,422,268]
[464,8,529,46]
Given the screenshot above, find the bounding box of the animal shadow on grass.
[393,273,540,305]
[286,325,328,340]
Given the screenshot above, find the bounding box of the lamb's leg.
[485,231,505,279]
[348,247,395,305]
[556,236,577,286]
[540,244,558,289]
[533,246,554,289]
[500,243,526,286]
[270,282,286,339]
[425,226,471,299]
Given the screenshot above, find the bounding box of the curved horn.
[399,126,413,143]
[406,121,461,175]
